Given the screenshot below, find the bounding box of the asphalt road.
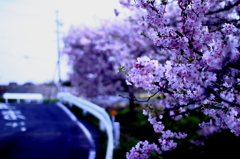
[0,102,96,159]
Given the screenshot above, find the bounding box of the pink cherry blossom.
[125,0,240,158]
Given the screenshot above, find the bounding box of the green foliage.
[0,97,5,103]
[43,99,59,103]
[112,105,240,159]
[118,65,129,75]
[0,97,57,103]
[235,84,240,90]
[113,107,152,159]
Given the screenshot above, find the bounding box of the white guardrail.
[3,93,44,103]
[57,92,117,159]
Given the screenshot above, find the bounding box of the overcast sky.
[0,0,122,85]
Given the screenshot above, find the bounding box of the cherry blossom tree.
[123,0,240,158]
[62,14,162,104]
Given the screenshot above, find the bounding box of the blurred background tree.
[62,11,167,109]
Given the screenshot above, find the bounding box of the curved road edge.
[56,102,96,159]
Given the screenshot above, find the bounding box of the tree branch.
[119,90,160,103]
[205,87,240,107]
[227,63,240,70]
[207,1,240,15]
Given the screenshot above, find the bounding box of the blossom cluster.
[126,140,162,159]
[125,0,240,158]
[127,109,187,159]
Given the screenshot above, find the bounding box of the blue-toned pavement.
[0,103,95,159]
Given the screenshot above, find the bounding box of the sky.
[0,0,123,85]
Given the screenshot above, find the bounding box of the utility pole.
[55,10,62,92]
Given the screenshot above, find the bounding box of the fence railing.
[3,93,44,103]
[57,92,115,159]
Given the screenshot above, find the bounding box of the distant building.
[23,82,34,86]
[8,82,18,86]
[0,85,9,96]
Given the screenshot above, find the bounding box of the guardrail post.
[113,122,120,149]
[99,121,105,131]
[69,102,73,107]
[3,93,44,103]
[83,109,87,117]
